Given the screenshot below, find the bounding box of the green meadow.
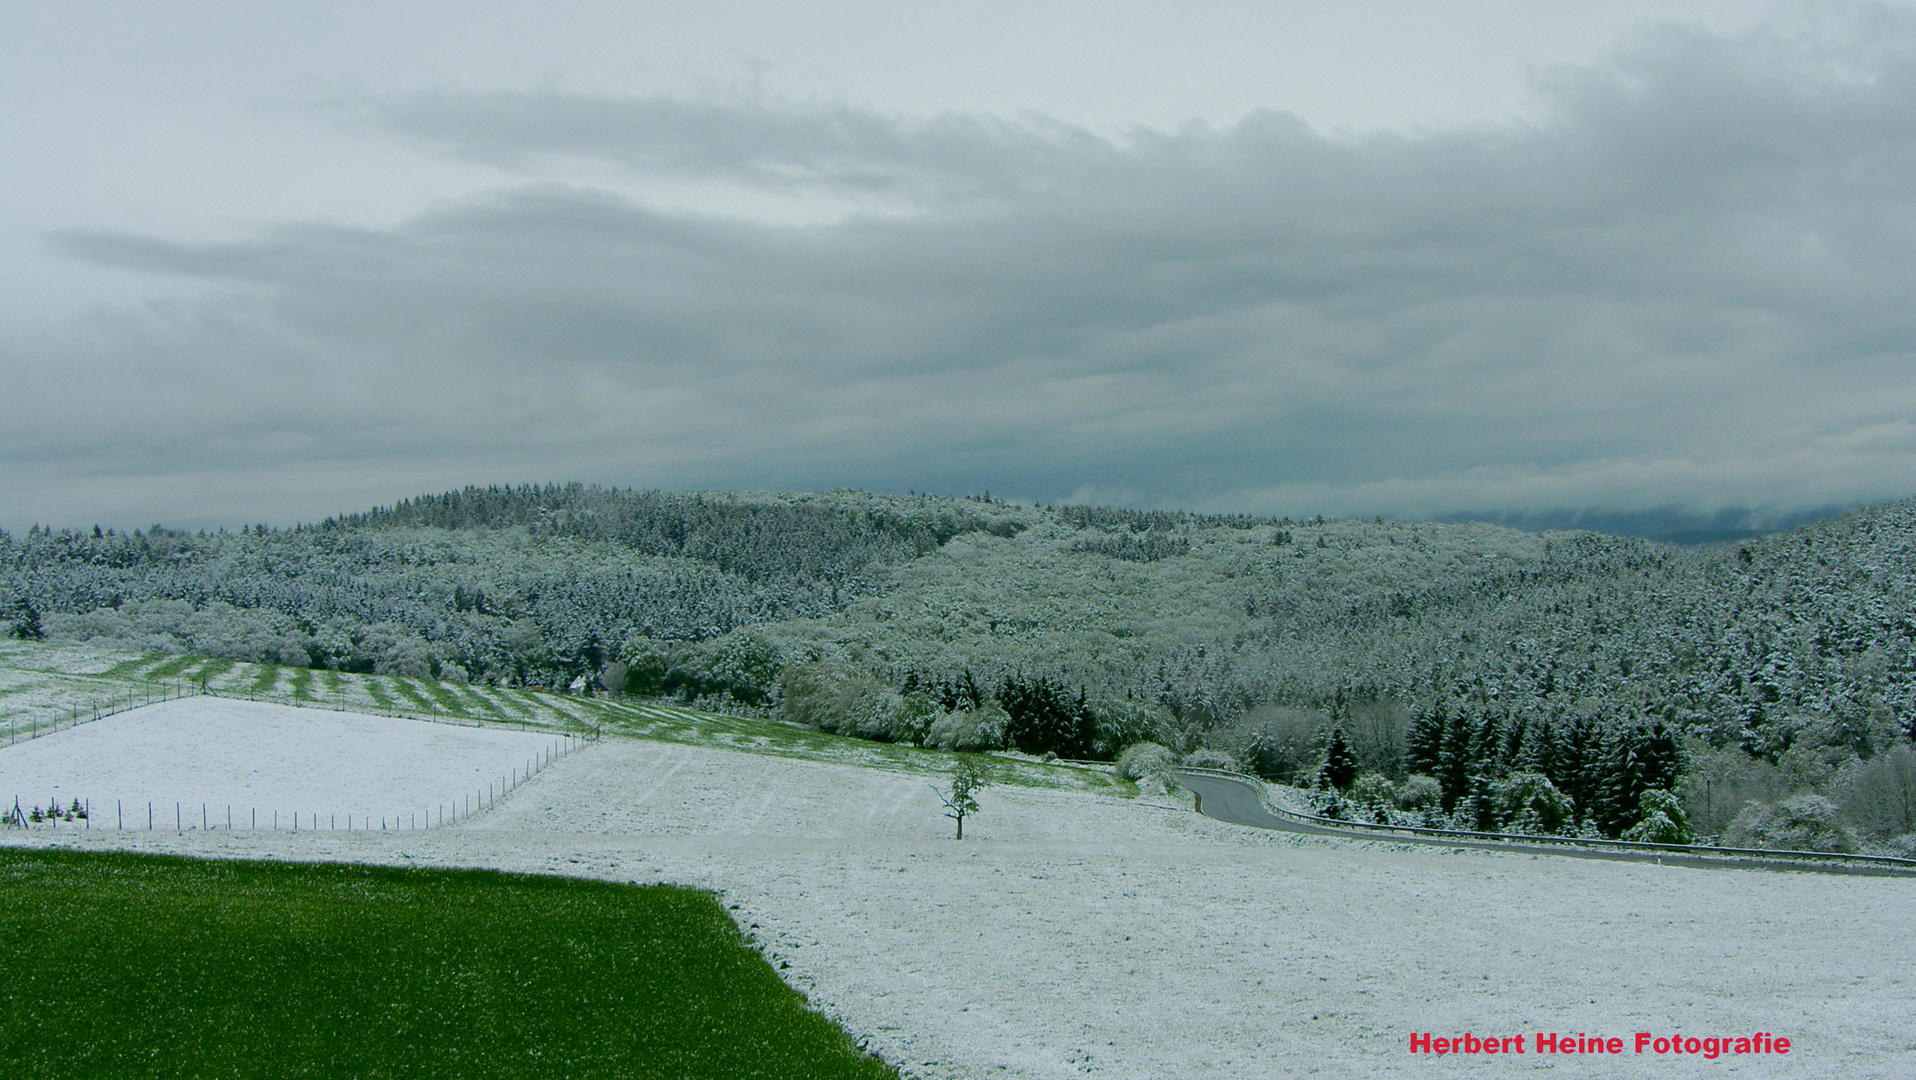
[0,848,897,1079]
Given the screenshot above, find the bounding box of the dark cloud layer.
[8,18,1916,532]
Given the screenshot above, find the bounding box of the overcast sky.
[6,1,1916,534]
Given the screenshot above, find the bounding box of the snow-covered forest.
[5,484,1915,852]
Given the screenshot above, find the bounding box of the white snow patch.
[4,714,1912,1079]
[0,697,572,827]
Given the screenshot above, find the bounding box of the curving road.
[1171,770,1916,878]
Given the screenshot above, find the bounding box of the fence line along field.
[0,696,577,831]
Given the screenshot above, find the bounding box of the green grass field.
[0,848,898,1079]
[0,639,1129,794]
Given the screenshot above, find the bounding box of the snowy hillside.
[3,696,1909,1079]
[8,487,1916,849]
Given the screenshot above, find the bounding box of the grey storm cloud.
[363,88,1113,203]
[9,18,1916,529]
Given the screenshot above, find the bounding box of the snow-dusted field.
[5,702,1913,1078]
[0,697,574,829]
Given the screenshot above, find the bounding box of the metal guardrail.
[1171,766,1916,872]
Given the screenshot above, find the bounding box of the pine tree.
[1596,719,1687,837]
[1317,726,1359,790]
[1551,714,1605,828]
[1405,702,1444,777]
[4,597,43,640]
[1435,704,1473,810]
[998,675,1089,758]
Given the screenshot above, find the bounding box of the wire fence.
[5,677,606,748]
[4,729,584,833]
[6,678,202,746]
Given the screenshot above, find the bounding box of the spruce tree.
[4,597,43,640]
[1596,719,1687,837]
[998,675,1089,758]
[1435,704,1473,810]
[1405,701,1445,781]
[1551,714,1604,828]
[1317,726,1359,790]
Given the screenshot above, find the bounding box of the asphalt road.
[1169,769,1916,878]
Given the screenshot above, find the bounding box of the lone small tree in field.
[934,755,993,839]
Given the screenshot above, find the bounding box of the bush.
[778,662,935,743]
[924,702,1008,752]
[1724,794,1859,853]
[1086,700,1174,760]
[1620,789,1693,844]
[1396,774,1443,812]
[1348,773,1398,809]
[1872,832,1916,858]
[837,689,910,742]
[1839,744,1916,840]
[1492,772,1577,836]
[1231,706,1326,783]
[1181,748,1239,772]
[619,638,674,696]
[1115,742,1178,781]
[778,661,864,729]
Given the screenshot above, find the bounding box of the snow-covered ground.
[4,700,1912,1078]
[0,697,574,829]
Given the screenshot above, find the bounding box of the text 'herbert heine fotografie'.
[1408,1031,1790,1058]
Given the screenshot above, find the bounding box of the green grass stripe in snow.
[0,849,898,1080]
[394,679,433,711]
[137,655,198,681]
[363,677,395,711]
[103,653,169,680]
[249,663,283,695]
[416,678,473,716]
[494,688,573,726]
[452,683,512,719]
[386,677,440,714]
[287,666,314,701]
[191,658,237,689]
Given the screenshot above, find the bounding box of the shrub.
[1620,789,1693,844]
[1724,794,1859,853]
[1316,793,1353,819]
[924,702,1008,752]
[837,690,909,742]
[1348,773,1398,809]
[1232,706,1327,783]
[1873,832,1916,858]
[1839,744,1916,840]
[778,661,883,733]
[1181,748,1239,772]
[1115,742,1178,781]
[1085,699,1174,760]
[1396,774,1443,811]
[1492,772,1577,836]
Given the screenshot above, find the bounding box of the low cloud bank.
[7,17,1916,529]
